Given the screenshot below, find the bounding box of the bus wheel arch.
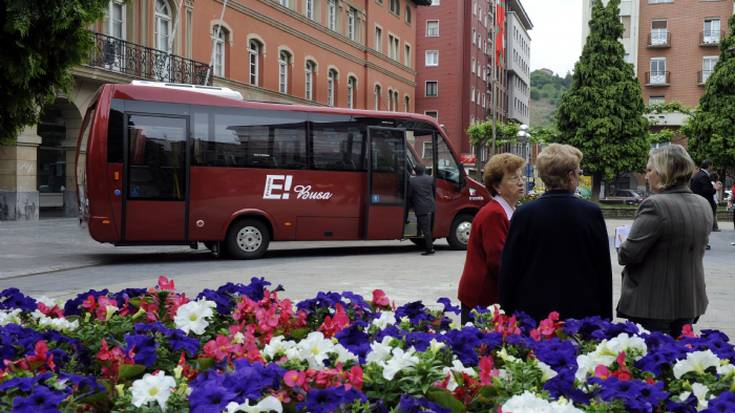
[225,214,273,259]
[447,209,477,250]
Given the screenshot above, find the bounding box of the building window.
[279,50,291,93]
[347,8,356,40]
[424,110,438,119]
[305,60,316,100]
[109,0,126,40]
[471,57,476,74]
[388,89,395,111]
[471,87,475,102]
[327,0,336,30]
[704,18,721,44]
[405,6,411,24]
[280,0,289,7]
[305,0,314,19]
[426,20,439,37]
[702,56,718,83]
[425,50,439,66]
[650,20,668,46]
[649,57,667,84]
[422,141,433,158]
[648,96,665,106]
[388,35,399,60]
[375,27,382,52]
[374,84,381,110]
[472,29,476,45]
[425,80,438,97]
[431,0,440,5]
[154,0,172,53]
[213,26,227,77]
[648,0,672,3]
[347,76,356,108]
[393,90,399,111]
[390,0,400,15]
[404,44,411,67]
[404,95,410,112]
[327,68,338,106]
[248,39,261,86]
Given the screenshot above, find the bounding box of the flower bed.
[1,277,734,412]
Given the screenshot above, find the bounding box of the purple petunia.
[301,386,366,413]
[124,333,158,367]
[0,288,36,312]
[593,377,669,413]
[336,323,371,362]
[398,394,451,413]
[700,391,735,413]
[11,385,67,413]
[62,289,109,316]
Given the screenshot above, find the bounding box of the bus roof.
[107,83,444,130]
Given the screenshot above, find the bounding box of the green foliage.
[467,120,520,148]
[649,128,677,144]
[681,14,735,170]
[530,69,572,127]
[646,101,692,115]
[555,0,650,187]
[0,0,108,144]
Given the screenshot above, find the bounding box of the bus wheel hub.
[237,227,262,251]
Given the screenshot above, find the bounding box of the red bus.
[76,82,490,259]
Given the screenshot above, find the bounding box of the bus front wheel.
[447,214,473,250]
[226,219,270,259]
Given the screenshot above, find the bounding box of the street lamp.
[517,124,532,193]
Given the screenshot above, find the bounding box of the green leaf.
[196,357,215,371]
[118,364,146,381]
[426,389,465,413]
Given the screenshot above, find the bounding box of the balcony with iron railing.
[698,70,713,85]
[86,31,212,85]
[645,71,670,86]
[699,31,723,47]
[647,31,671,48]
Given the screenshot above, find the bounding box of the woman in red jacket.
[457,153,525,324]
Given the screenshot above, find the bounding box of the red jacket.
[457,199,509,309]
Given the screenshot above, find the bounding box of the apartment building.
[415,0,508,165]
[0,0,429,220]
[506,0,533,125]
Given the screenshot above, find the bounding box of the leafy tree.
[555,0,649,201]
[0,0,108,145]
[681,14,735,172]
[467,121,520,148]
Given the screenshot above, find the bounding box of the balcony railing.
[645,71,670,86]
[698,70,713,85]
[699,31,723,47]
[647,31,671,48]
[87,31,212,85]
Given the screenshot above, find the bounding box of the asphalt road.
[1,217,733,338]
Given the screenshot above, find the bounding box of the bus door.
[403,129,435,238]
[123,114,188,241]
[365,127,406,239]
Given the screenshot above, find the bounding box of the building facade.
[506,0,532,125]
[0,0,427,220]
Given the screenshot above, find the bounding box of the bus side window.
[436,136,461,185]
[405,129,433,176]
[107,108,124,163]
[311,119,365,171]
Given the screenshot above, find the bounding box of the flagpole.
[204,0,229,85]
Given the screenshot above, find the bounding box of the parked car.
[605,189,646,205]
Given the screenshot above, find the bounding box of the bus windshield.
[76,105,95,221]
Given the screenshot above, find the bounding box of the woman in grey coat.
[617,144,713,337]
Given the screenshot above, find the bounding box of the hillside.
[529,69,571,128]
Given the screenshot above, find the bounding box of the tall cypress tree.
[682,15,735,172]
[555,0,649,201]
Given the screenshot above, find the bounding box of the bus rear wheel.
[447,214,473,250]
[226,219,270,259]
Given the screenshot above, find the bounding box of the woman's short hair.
[482,153,526,196]
[536,143,583,190]
[648,144,695,191]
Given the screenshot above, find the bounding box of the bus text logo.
[263,175,334,200]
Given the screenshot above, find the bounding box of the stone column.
[0,126,41,220]
[63,117,81,217]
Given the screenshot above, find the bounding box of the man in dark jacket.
[690,160,717,246]
[408,164,436,255]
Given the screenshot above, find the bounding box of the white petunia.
[428,338,445,353]
[371,312,396,330]
[333,343,359,364]
[365,336,395,364]
[716,362,735,377]
[691,382,712,410]
[443,358,477,391]
[673,350,721,379]
[382,347,419,380]
[501,391,553,413]
[536,360,558,382]
[130,371,176,410]
[34,296,58,308]
[174,299,216,335]
[599,333,647,357]
[0,309,22,326]
[549,398,585,413]
[262,336,297,360]
[295,331,335,369]
[225,395,283,413]
[575,353,616,382]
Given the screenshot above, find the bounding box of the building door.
[366,127,406,240]
[123,114,188,241]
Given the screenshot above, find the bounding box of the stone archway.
[36,97,82,218]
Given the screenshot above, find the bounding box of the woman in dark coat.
[617,145,712,337]
[499,144,612,321]
[457,153,525,324]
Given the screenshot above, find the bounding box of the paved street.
[1,217,733,338]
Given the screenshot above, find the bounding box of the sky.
[522,0,584,76]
